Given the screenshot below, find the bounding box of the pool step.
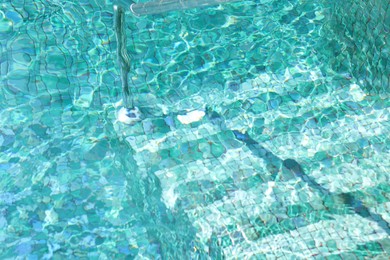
[111,72,389,256]
[303,143,390,194]
[117,73,372,154]
[116,92,389,183]
[259,106,390,160]
[113,110,390,255]
[222,214,390,258]
[220,82,367,132]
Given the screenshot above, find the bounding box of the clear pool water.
[0,0,389,258]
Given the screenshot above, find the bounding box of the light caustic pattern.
[0,0,389,259]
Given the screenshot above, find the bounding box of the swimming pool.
[0,0,389,258]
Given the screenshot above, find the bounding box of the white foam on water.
[117,107,142,125]
[177,110,205,124]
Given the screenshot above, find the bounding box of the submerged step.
[223,214,389,258]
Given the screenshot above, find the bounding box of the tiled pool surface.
[1,0,389,258]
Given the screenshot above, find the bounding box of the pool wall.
[329,0,389,95]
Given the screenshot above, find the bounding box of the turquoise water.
[0,0,389,258]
